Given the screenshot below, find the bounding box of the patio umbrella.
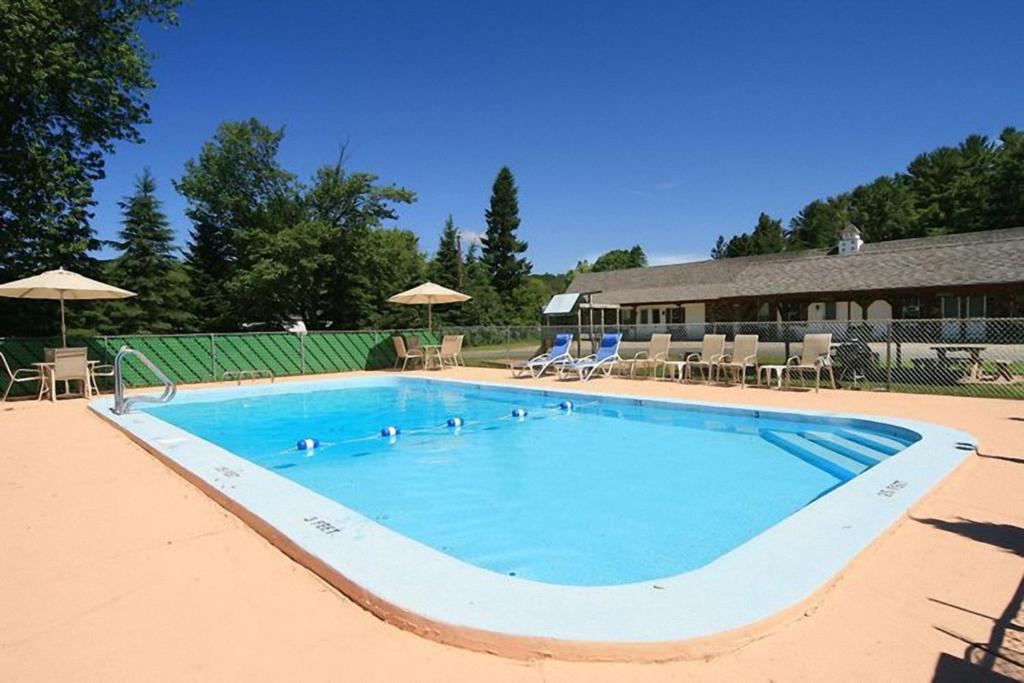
[0,267,136,345]
[387,281,471,329]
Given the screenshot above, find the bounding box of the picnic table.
[930,344,987,381]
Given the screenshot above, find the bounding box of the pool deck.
[2,368,1022,681]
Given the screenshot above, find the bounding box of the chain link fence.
[3,320,1022,399]
[435,319,1024,399]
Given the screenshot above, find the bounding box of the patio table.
[758,364,788,389]
[421,344,444,370]
[33,360,100,402]
[929,344,986,381]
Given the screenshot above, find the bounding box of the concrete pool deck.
[2,368,1022,681]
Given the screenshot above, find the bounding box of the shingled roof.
[566,227,1024,305]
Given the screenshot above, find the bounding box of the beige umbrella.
[0,267,136,345]
[387,281,471,329]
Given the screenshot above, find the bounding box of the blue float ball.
[297,438,320,451]
[447,416,464,428]
[560,400,573,411]
[512,408,528,419]
[380,426,400,438]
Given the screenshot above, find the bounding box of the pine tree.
[710,235,728,259]
[106,169,194,333]
[482,166,531,296]
[430,215,463,289]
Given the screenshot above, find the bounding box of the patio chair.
[714,334,759,388]
[621,333,672,379]
[558,333,623,382]
[89,362,115,395]
[438,335,464,368]
[681,334,726,383]
[783,333,836,392]
[521,333,574,378]
[51,347,91,398]
[392,336,424,371]
[1,352,47,401]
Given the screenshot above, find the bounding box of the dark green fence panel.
[0,329,432,397]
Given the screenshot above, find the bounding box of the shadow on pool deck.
[929,575,1024,682]
[912,516,1024,557]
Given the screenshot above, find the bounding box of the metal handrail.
[112,346,176,415]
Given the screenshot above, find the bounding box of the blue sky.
[91,1,1024,273]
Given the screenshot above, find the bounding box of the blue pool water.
[143,378,917,586]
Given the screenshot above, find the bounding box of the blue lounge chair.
[558,333,622,381]
[514,333,574,378]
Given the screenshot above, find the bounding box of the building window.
[780,301,803,321]
[757,303,771,322]
[639,309,649,325]
[668,307,685,324]
[897,296,920,319]
[651,308,661,324]
[824,301,837,320]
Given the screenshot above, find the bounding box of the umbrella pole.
[60,292,67,346]
[428,302,432,330]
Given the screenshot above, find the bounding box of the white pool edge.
[89,375,977,659]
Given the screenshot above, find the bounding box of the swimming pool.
[93,376,975,658]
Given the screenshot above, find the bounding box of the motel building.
[561,225,1024,340]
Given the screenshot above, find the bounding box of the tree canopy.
[579,245,648,272]
[711,127,1024,258]
[99,170,193,333]
[482,166,531,297]
[0,0,180,336]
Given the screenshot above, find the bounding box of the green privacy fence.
[0,329,439,398]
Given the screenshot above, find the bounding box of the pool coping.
[89,375,977,661]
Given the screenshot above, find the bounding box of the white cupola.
[837,222,863,255]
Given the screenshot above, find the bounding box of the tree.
[176,118,297,330]
[429,215,463,290]
[365,229,427,329]
[0,0,180,336]
[712,213,785,258]
[305,160,416,329]
[100,170,194,333]
[591,245,647,272]
[988,127,1024,230]
[482,166,531,296]
[454,246,505,326]
[226,157,418,330]
[906,134,996,235]
[788,197,849,250]
[848,176,918,243]
[710,235,728,259]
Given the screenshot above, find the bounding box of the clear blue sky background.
[91,0,1024,273]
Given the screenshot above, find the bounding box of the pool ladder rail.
[112,346,177,415]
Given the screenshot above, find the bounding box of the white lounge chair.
[715,334,759,388]
[784,333,836,392]
[621,333,672,379]
[681,334,726,383]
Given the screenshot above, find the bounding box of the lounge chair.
[681,334,726,383]
[1,352,46,401]
[715,334,759,388]
[783,333,836,392]
[392,336,424,371]
[558,333,623,381]
[621,333,672,380]
[519,333,574,378]
[438,335,464,368]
